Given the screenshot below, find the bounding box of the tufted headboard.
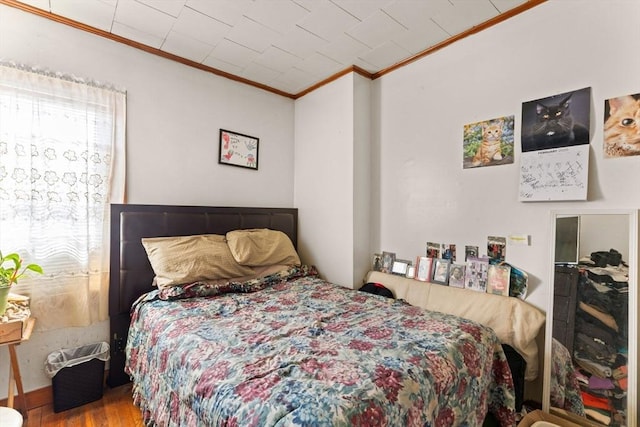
[107,204,298,387]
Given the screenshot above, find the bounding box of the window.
[0,63,125,330]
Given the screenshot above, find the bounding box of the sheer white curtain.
[0,62,125,330]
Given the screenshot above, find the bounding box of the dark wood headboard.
[107,203,298,387]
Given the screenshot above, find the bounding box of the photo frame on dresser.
[448,264,466,288]
[391,259,411,276]
[415,256,432,282]
[431,258,450,285]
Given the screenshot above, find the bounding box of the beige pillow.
[226,229,300,267]
[142,234,255,288]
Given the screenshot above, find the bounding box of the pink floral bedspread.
[126,267,515,426]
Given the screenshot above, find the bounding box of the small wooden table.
[2,317,35,418]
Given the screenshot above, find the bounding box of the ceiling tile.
[382,0,454,30]
[114,0,175,40]
[254,46,300,74]
[11,0,539,95]
[316,33,369,65]
[201,55,244,77]
[435,0,498,35]
[346,9,406,49]
[207,38,260,69]
[392,21,449,55]
[17,0,50,10]
[136,0,186,18]
[244,0,309,34]
[290,0,327,14]
[241,62,281,84]
[351,57,378,73]
[225,16,282,53]
[161,31,213,63]
[49,0,115,32]
[296,2,360,42]
[358,40,410,69]
[171,7,230,46]
[186,0,252,26]
[272,67,318,93]
[330,0,392,20]
[272,26,327,59]
[295,52,343,77]
[489,0,529,13]
[111,21,164,49]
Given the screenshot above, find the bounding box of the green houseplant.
[0,251,43,316]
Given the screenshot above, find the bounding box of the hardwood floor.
[23,383,144,427]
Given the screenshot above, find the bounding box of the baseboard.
[0,385,52,410]
[0,370,111,410]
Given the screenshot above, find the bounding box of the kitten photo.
[463,115,514,168]
[521,87,591,152]
[604,93,640,158]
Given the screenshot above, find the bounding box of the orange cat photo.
[463,115,514,168]
[604,93,640,158]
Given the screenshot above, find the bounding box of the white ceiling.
[15,0,535,96]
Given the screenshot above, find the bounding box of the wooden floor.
[23,383,144,427]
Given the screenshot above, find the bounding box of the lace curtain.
[0,62,126,330]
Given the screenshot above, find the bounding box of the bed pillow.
[141,234,255,288]
[226,229,301,267]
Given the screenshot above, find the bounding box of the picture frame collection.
[372,238,528,299]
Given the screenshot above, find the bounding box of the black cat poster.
[521,87,591,152]
[519,87,591,201]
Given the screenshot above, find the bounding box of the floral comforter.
[126,267,516,426]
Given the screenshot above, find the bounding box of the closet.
[544,210,638,427]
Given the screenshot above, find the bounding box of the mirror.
[544,210,637,427]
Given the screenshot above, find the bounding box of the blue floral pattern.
[126,267,516,426]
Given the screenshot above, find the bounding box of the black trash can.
[45,341,110,413]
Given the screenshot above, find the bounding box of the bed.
[108,204,517,426]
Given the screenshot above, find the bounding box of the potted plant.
[0,251,43,316]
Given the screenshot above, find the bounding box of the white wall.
[294,73,372,287]
[352,75,372,285]
[370,0,640,313]
[2,0,639,402]
[0,5,295,397]
[294,75,355,286]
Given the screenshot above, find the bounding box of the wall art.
[219,129,259,170]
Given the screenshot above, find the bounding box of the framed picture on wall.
[219,129,259,170]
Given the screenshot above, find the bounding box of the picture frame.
[414,256,432,282]
[431,258,450,285]
[448,263,466,288]
[381,251,396,274]
[219,129,259,170]
[487,263,511,296]
[405,265,416,279]
[426,242,440,258]
[465,245,479,261]
[464,256,490,292]
[391,259,411,276]
[372,253,383,271]
[487,236,506,261]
